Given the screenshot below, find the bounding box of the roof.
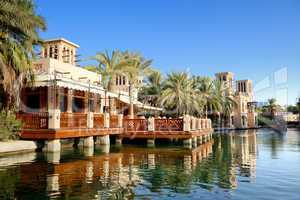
[44,38,80,48]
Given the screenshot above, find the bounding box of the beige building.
[215,72,257,129]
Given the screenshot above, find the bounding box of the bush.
[0,111,21,141]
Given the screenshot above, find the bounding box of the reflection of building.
[215,72,257,129]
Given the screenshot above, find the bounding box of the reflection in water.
[0,129,300,199]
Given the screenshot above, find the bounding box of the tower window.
[123,76,126,85]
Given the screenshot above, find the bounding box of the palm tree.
[0,0,46,110]
[84,50,127,113]
[121,52,153,118]
[138,70,163,107]
[159,72,200,117]
[84,50,125,90]
[193,77,220,118]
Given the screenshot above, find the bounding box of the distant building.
[215,72,257,129]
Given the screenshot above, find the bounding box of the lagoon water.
[0,128,299,200]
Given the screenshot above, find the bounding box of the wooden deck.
[17,112,213,141]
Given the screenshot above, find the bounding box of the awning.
[33,74,106,95]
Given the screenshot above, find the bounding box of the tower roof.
[43,38,80,48]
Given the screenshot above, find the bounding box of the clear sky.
[35,0,300,105]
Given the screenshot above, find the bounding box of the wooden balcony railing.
[16,112,49,129]
[155,118,184,131]
[124,119,148,132]
[60,113,87,128]
[94,114,104,128]
[110,115,119,128]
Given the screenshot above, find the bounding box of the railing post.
[148,117,155,131]
[118,114,123,128]
[201,119,205,130]
[197,119,201,130]
[191,117,197,130]
[104,113,110,128]
[183,115,191,131]
[48,109,60,129]
[87,112,94,128]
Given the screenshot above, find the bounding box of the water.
[0,128,300,200]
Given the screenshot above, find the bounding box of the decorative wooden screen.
[124,119,148,132]
[60,113,87,128]
[154,118,183,131]
[16,112,49,129]
[110,115,119,128]
[94,114,104,128]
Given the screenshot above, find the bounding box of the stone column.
[183,138,192,149]
[98,135,110,145]
[83,136,94,147]
[67,89,73,113]
[183,115,191,131]
[84,146,94,157]
[47,139,61,152]
[148,117,155,131]
[192,137,197,148]
[104,113,110,128]
[197,136,202,145]
[46,151,61,164]
[87,112,94,128]
[48,109,61,129]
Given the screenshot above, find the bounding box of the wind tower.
[215,72,234,96]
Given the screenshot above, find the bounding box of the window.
[49,46,53,58]
[123,76,126,85]
[54,45,58,59]
[116,76,119,85]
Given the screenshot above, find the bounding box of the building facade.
[215,72,257,129]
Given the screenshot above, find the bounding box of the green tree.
[0,0,46,110]
[159,72,201,117]
[122,52,153,118]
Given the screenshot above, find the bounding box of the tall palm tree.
[0,0,46,110]
[84,50,127,113]
[121,52,153,118]
[84,50,125,90]
[265,98,278,118]
[159,72,200,117]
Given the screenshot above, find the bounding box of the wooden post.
[67,89,73,113]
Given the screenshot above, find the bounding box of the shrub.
[0,111,21,141]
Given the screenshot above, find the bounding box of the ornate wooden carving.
[16,112,49,129]
[60,112,87,128]
[94,114,104,128]
[154,118,183,131]
[124,119,148,132]
[110,115,119,128]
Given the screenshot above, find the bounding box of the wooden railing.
[110,115,119,128]
[94,114,104,128]
[16,112,49,129]
[60,112,87,128]
[155,118,184,131]
[123,119,148,132]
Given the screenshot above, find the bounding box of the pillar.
[46,151,61,164]
[197,136,202,145]
[87,112,94,128]
[104,113,110,128]
[118,114,123,128]
[183,115,191,131]
[84,146,94,157]
[192,137,197,147]
[48,109,60,129]
[83,136,94,147]
[47,139,61,152]
[147,139,155,147]
[201,119,205,130]
[67,89,73,113]
[98,135,110,145]
[183,138,192,149]
[191,117,197,130]
[148,117,155,131]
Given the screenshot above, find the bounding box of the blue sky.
[36,0,300,105]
